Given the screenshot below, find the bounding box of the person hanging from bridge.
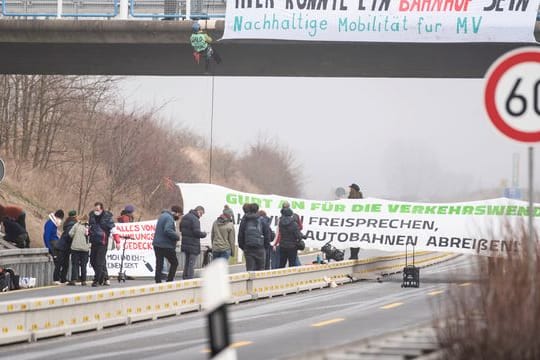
[190,22,221,72]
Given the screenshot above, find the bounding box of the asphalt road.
[0,249,392,302]
[0,255,478,359]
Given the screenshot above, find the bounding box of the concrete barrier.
[0,251,458,346]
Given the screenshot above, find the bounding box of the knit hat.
[349,183,360,192]
[280,207,293,216]
[222,205,234,219]
[68,210,77,217]
[124,204,135,214]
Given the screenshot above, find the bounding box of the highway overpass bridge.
[0,19,538,77]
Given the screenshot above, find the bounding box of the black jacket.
[180,210,206,255]
[89,211,115,246]
[2,217,27,242]
[56,216,77,251]
[278,214,303,250]
[238,213,271,251]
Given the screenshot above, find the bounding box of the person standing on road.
[348,183,363,260]
[238,203,271,271]
[43,209,64,256]
[69,214,90,286]
[54,210,77,284]
[211,205,235,261]
[153,205,182,283]
[89,202,119,287]
[257,209,275,270]
[180,206,207,280]
[278,207,305,268]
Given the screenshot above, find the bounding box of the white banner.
[87,220,157,278]
[223,0,539,42]
[179,183,540,257]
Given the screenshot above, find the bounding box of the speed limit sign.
[484,47,540,142]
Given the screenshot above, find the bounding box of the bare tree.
[238,137,302,197]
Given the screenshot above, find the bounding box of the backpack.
[0,268,20,291]
[244,217,264,248]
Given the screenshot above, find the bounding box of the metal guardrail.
[0,251,458,345]
[0,0,224,18]
[0,239,54,288]
[2,0,118,17]
[129,0,224,19]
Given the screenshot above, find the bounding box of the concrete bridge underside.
[0,20,538,77]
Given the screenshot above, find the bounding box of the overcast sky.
[118,76,538,201]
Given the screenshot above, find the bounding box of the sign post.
[484,46,540,296]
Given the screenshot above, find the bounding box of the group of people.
[1,182,363,285]
[152,200,309,284]
[42,203,135,287]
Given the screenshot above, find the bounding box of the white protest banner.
[179,183,540,257]
[87,220,157,278]
[223,0,540,42]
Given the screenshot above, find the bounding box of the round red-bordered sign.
[484,47,540,142]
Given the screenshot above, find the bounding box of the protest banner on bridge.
[223,0,539,42]
[87,220,157,278]
[179,183,540,257]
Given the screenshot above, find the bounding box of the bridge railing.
[0,0,225,19]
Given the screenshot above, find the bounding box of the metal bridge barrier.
[0,239,53,288]
[0,251,458,345]
[2,0,118,17]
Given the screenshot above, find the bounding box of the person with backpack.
[68,214,90,286]
[180,206,207,280]
[89,202,119,287]
[54,210,78,284]
[238,203,271,271]
[211,205,236,261]
[278,207,305,268]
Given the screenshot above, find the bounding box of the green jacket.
[211,216,235,255]
[69,221,90,252]
[190,32,212,53]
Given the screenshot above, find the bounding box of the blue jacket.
[43,218,59,253]
[180,210,206,255]
[153,210,180,249]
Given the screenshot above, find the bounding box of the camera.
[321,241,345,262]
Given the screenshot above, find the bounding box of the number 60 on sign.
[484,47,540,143]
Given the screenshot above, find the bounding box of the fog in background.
[118,77,536,201]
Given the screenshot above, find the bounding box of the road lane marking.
[459,282,471,287]
[231,341,253,349]
[380,302,404,309]
[311,318,345,327]
[201,341,253,353]
[427,290,444,296]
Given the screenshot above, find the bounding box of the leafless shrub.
[238,136,302,197]
[435,221,540,359]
